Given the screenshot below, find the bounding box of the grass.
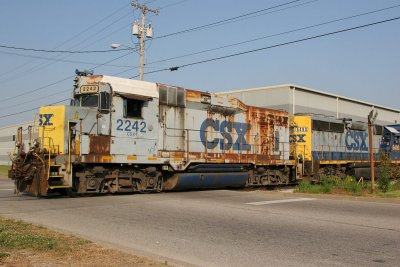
[296,175,400,198]
[296,176,371,196]
[0,217,86,255]
[0,217,167,266]
[377,180,400,198]
[0,165,9,178]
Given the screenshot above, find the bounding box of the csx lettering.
[345,130,368,151]
[39,114,54,126]
[392,145,400,151]
[116,119,146,134]
[290,134,306,143]
[200,119,251,151]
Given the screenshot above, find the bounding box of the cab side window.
[124,98,143,118]
[100,92,111,113]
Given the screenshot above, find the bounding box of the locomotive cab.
[380,125,400,160]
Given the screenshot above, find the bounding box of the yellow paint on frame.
[39,106,65,154]
[289,116,312,161]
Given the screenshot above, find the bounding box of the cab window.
[100,92,111,113]
[123,98,143,118]
[80,94,98,107]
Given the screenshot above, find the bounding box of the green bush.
[342,176,362,194]
[296,180,332,194]
[378,154,392,193]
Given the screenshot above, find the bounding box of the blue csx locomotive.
[9,73,400,196]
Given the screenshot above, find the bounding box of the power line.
[0,44,131,54]
[0,51,135,104]
[152,0,301,40]
[114,3,400,76]
[0,76,74,104]
[3,16,398,120]
[131,16,400,78]
[0,90,69,111]
[0,50,134,68]
[0,8,133,83]
[0,98,70,119]
[155,0,189,10]
[0,3,130,80]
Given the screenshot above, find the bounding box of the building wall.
[218,85,400,126]
[223,87,291,113]
[0,121,35,166]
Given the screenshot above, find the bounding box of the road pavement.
[0,178,399,267]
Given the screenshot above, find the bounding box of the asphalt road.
[1,178,399,267]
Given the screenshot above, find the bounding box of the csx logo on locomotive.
[290,134,306,143]
[38,114,54,126]
[345,130,368,151]
[200,119,251,151]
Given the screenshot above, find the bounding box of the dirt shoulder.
[0,217,168,267]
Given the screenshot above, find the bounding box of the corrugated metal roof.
[218,84,400,113]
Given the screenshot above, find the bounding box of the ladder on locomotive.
[41,128,70,190]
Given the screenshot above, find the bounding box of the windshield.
[74,94,98,107]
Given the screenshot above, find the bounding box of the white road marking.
[246,198,315,205]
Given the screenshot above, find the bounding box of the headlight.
[33,138,40,147]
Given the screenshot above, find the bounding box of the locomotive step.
[48,185,70,189]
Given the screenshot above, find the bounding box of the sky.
[0,0,399,127]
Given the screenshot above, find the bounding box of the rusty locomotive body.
[9,73,295,196]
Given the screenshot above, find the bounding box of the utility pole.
[131,1,159,81]
[368,109,378,193]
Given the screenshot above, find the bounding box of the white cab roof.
[100,75,159,99]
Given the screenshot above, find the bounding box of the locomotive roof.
[97,75,159,99]
[385,126,400,135]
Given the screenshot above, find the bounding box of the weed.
[342,176,362,194]
[296,181,332,194]
[0,219,58,251]
[378,154,392,192]
[0,251,10,259]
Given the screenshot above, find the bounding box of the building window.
[124,98,143,118]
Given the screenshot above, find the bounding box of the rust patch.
[89,135,110,155]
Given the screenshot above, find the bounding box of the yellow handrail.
[67,121,71,174]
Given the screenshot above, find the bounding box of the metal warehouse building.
[0,121,36,166]
[217,84,400,126]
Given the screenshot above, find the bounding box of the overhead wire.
[7,10,134,77]
[114,3,400,76]
[16,0,187,77]
[151,0,301,40]
[0,44,131,54]
[0,98,70,119]
[0,3,131,79]
[0,50,136,104]
[2,16,399,119]
[0,0,191,105]
[0,0,191,118]
[130,16,400,78]
[0,50,133,67]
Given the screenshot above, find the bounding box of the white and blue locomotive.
[10,72,292,196]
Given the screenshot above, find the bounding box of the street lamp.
[111,43,122,49]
